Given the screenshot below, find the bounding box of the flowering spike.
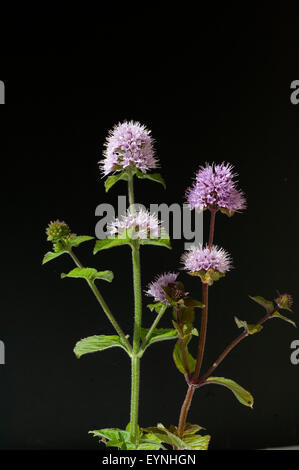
[100,121,157,176]
[181,245,232,285]
[186,162,246,215]
[146,272,186,305]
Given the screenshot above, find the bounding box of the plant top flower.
[146,272,185,305]
[46,220,71,242]
[186,162,246,215]
[108,208,161,240]
[181,244,232,285]
[101,121,157,176]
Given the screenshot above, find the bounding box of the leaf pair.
[42,236,94,264]
[250,295,296,328]
[143,423,210,450]
[104,169,166,193]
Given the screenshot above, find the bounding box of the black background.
[1,6,299,453]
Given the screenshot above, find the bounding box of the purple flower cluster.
[146,272,179,304]
[108,208,161,240]
[181,245,232,274]
[101,121,157,176]
[186,162,246,215]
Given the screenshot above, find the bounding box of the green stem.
[128,170,135,207]
[139,305,167,354]
[130,243,142,445]
[68,249,132,354]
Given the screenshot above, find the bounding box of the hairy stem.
[68,249,132,353]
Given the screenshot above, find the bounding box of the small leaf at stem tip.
[61,267,114,283]
[42,250,67,264]
[74,335,127,358]
[272,312,297,328]
[249,295,274,313]
[135,169,166,189]
[94,237,131,254]
[183,298,205,308]
[206,376,254,408]
[104,171,129,192]
[234,316,263,335]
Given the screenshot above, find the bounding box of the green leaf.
[42,250,67,264]
[94,237,130,254]
[61,267,114,283]
[173,339,196,375]
[183,433,211,450]
[147,302,166,314]
[234,316,263,335]
[68,235,94,247]
[206,377,254,408]
[135,169,166,189]
[74,335,127,358]
[143,424,186,448]
[272,312,296,328]
[139,234,171,250]
[105,171,128,192]
[141,328,178,346]
[183,423,205,436]
[142,424,210,450]
[249,295,274,313]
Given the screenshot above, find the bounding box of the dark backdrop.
[1,6,299,451]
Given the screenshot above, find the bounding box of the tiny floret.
[108,208,161,240]
[101,121,157,176]
[146,272,183,305]
[186,162,246,215]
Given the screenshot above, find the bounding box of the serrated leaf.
[141,328,178,346]
[94,237,131,254]
[272,312,296,328]
[135,170,166,189]
[42,250,67,264]
[249,295,274,313]
[183,423,205,436]
[143,424,186,448]
[74,335,126,358]
[206,377,254,408]
[61,267,114,283]
[183,433,211,450]
[89,428,129,441]
[173,339,196,375]
[104,171,129,192]
[68,235,94,247]
[234,316,263,335]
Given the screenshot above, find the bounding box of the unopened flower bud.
[275,294,293,312]
[46,220,71,242]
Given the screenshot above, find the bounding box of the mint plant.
[43,121,295,450]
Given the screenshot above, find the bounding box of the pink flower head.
[146,272,180,305]
[181,244,232,275]
[108,208,161,240]
[100,121,157,176]
[186,162,246,215]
